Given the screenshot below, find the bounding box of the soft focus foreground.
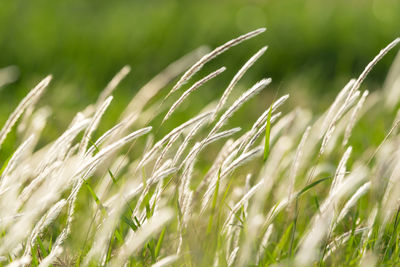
[1,29,400,266]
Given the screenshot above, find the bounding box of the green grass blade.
[108,169,117,184]
[84,180,107,215]
[264,104,273,162]
[122,215,138,231]
[32,246,39,266]
[297,176,331,198]
[220,178,233,211]
[114,229,123,244]
[273,222,294,260]
[37,237,48,257]
[48,235,52,252]
[146,239,156,262]
[89,138,118,184]
[155,227,166,259]
[0,153,13,176]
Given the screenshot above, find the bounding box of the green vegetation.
[1,1,400,266]
[1,0,400,127]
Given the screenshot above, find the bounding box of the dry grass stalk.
[208,78,271,138]
[162,67,226,123]
[213,46,268,120]
[97,65,131,106]
[167,28,266,98]
[0,75,52,149]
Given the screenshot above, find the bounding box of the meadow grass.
[1,29,400,266]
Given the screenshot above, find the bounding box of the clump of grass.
[0,29,400,267]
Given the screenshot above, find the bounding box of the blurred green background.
[0,0,399,147]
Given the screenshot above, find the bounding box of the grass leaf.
[297,176,331,198]
[155,227,166,259]
[264,104,273,161]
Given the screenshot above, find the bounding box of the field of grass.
[1,27,400,266]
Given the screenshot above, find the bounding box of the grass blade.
[264,104,272,161]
